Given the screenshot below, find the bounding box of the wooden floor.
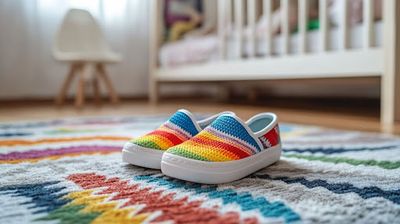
[0,98,399,135]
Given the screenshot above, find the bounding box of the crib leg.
[381,78,400,132]
[381,79,400,127]
[148,0,160,104]
[381,0,400,131]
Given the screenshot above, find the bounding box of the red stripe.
[149,130,184,145]
[191,136,251,159]
[263,126,279,147]
[67,173,254,223]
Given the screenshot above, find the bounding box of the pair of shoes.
[122,109,281,184]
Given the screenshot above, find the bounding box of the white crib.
[148,0,400,127]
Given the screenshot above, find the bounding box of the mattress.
[160,21,383,68]
[159,35,219,68]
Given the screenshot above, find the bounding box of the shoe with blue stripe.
[161,113,282,183]
[122,109,234,169]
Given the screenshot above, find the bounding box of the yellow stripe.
[66,190,149,223]
[176,141,236,162]
[139,134,173,150]
[200,131,253,155]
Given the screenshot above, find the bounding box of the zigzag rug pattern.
[0,116,400,223]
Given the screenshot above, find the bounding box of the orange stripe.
[148,130,184,145]
[173,142,235,161]
[192,135,251,159]
[0,151,119,164]
[158,125,188,141]
[139,134,174,149]
[0,136,130,147]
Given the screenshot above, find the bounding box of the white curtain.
[0,0,149,99]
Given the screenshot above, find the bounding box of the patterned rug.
[0,115,399,224]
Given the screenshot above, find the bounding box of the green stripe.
[131,139,161,150]
[37,204,100,224]
[284,154,400,169]
[167,147,210,161]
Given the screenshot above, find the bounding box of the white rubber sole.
[161,144,281,184]
[122,142,164,169]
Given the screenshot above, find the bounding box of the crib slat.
[263,0,272,56]
[319,0,328,52]
[363,0,374,48]
[281,0,290,54]
[221,0,232,59]
[339,0,349,50]
[299,0,309,54]
[234,0,244,58]
[218,0,227,59]
[248,0,257,57]
[226,0,232,30]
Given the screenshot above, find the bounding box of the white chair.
[53,8,121,107]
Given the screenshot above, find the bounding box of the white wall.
[0,0,149,99]
[0,0,379,100]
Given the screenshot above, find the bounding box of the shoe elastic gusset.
[161,113,281,183]
[122,109,234,169]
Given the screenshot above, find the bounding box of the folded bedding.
[159,35,218,68]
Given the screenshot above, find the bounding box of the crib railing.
[319,0,329,51]
[149,0,400,126]
[218,0,378,59]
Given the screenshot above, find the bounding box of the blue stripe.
[0,120,63,130]
[283,145,398,154]
[0,132,32,137]
[0,181,70,214]
[210,116,260,150]
[168,111,199,136]
[252,174,400,205]
[134,174,300,223]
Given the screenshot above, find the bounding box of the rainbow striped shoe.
[161,113,281,184]
[122,109,234,169]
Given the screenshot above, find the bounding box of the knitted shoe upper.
[166,114,280,162]
[131,110,200,150]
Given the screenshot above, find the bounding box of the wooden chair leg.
[56,64,77,105]
[75,64,86,108]
[92,73,102,105]
[96,63,119,104]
